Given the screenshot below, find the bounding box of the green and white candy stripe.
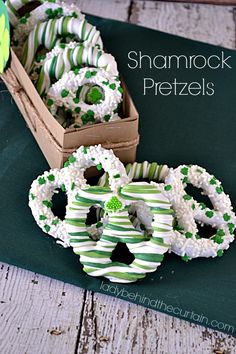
[66,182,173,283]
[12,1,84,57]
[36,42,118,95]
[21,16,103,73]
[99,161,170,187]
[164,165,236,260]
[46,68,123,127]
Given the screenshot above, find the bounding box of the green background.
[0,15,235,336]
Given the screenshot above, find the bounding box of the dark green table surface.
[0,15,235,336]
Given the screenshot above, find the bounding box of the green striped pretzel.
[21,16,103,73]
[65,180,173,283]
[36,42,118,95]
[12,1,84,57]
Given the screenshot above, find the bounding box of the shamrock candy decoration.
[0,0,10,73]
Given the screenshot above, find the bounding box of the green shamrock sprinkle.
[42,200,53,208]
[47,174,55,182]
[52,219,59,225]
[30,193,35,200]
[118,86,124,93]
[83,147,88,154]
[180,167,189,175]
[61,89,69,98]
[205,210,214,218]
[217,249,223,257]
[105,196,123,212]
[85,86,104,104]
[68,156,76,163]
[199,202,206,210]
[60,43,66,49]
[191,204,195,210]
[109,83,116,90]
[181,255,190,262]
[96,163,103,171]
[216,186,223,194]
[38,177,46,185]
[227,223,235,234]
[195,234,201,239]
[75,107,81,114]
[44,225,50,233]
[209,177,217,185]
[61,184,66,192]
[72,11,78,18]
[73,97,80,104]
[85,71,92,78]
[81,110,95,125]
[73,67,81,75]
[102,81,109,86]
[183,194,192,201]
[64,161,70,167]
[212,235,223,244]
[223,213,231,222]
[39,215,47,221]
[164,185,172,191]
[185,232,193,239]
[104,115,111,122]
[216,229,225,237]
[47,99,54,107]
[182,176,188,184]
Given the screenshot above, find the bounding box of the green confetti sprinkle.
[185,232,193,239]
[52,219,59,225]
[83,147,88,154]
[191,204,195,210]
[64,161,70,167]
[71,182,75,190]
[85,71,92,78]
[73,67,81,75]
[114,174,120,178]
[216,229,225,237]
[118,86,124,93]
[212,235,223,244]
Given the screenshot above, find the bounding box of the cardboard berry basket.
[1,49,139,169]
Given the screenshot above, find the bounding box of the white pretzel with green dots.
[28,145,129,247]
